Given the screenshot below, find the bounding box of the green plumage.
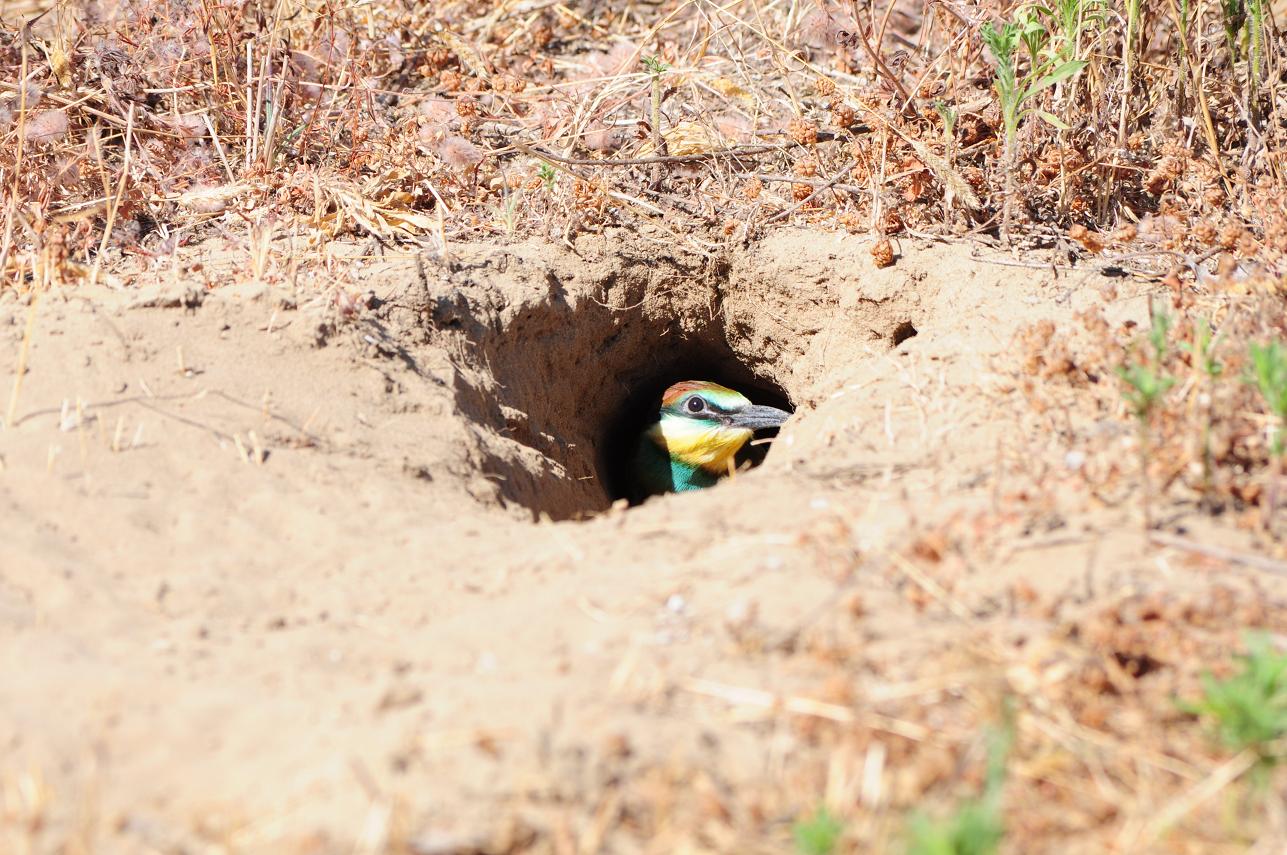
[631,434,720,498]
[627,380,792,501]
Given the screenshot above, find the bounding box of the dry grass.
[2,0,1284,277]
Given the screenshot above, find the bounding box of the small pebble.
[723,598,758,630]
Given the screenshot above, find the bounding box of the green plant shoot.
[793,805,843,855]
[641,55,669,75]
[981,17,1085,239]
[1180,318,1223,498]
[1180,318,1223,379]
[981,20,1086,143]
[1116,301,1175,529]
[1181,633,1287,763]
[906,704,1012,855]
[1247,340,1287,456]
[1117,363,1176,418]
[1034,0,1105,64]
[1119,298,1176,418]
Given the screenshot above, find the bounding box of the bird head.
[646,380,792,475]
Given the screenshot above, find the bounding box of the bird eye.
[686,396,706,413]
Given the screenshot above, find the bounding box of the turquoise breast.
[631,436,720,499]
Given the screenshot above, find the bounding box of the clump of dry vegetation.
[1014,288,1287,540]
[510,547,1287,852]
[2,0,1284,277]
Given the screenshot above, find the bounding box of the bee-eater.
[631,380,791,499]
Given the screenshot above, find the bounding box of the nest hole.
[433,246,924,522]
[443,294,794,520]
[891,320,918,346]
[598,351,793,506]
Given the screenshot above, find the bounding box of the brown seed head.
[788,118,818,146]
[1192,220,1218,245]
[1069,224,1105,254]
[871,237,894,268]
[881,209,904,235]
[425,48,453,70]
[439,70,462,91]
[1218,222,1245,250]
[1112,223,1138,244]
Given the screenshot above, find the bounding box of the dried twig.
[1149,532,1287,576]
[88,103,136,288]
[764,160,857,225]
[510,140,802,168]
[1125,749,1258,849]
[681,677,947,742]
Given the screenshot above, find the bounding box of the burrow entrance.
[422,232,925,521]
[599,358,792,504]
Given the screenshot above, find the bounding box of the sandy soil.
[1,230,1282,853]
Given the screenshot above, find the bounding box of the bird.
[631,380,791,499]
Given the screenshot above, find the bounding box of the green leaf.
[1035,110,1070,129]
[907,799,1004,855]
[1149,300,1172,361]
[1181,633,1287,759]
[537,163,556,188]
[981,21,1019,65]
[793,806,843,855]
[1179,318,1223,378]
[1248,341,1287,419]
[641,55,669,75]
[1117,363,1175,418]
[1030,59,1087,93]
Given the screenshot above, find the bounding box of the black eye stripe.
[681,395,740,418]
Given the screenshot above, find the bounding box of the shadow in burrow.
[426,256,920,521]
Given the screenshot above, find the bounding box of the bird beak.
[730,404,791,430]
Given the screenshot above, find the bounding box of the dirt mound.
[3,232,1283,854]
[387,228,923,519]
